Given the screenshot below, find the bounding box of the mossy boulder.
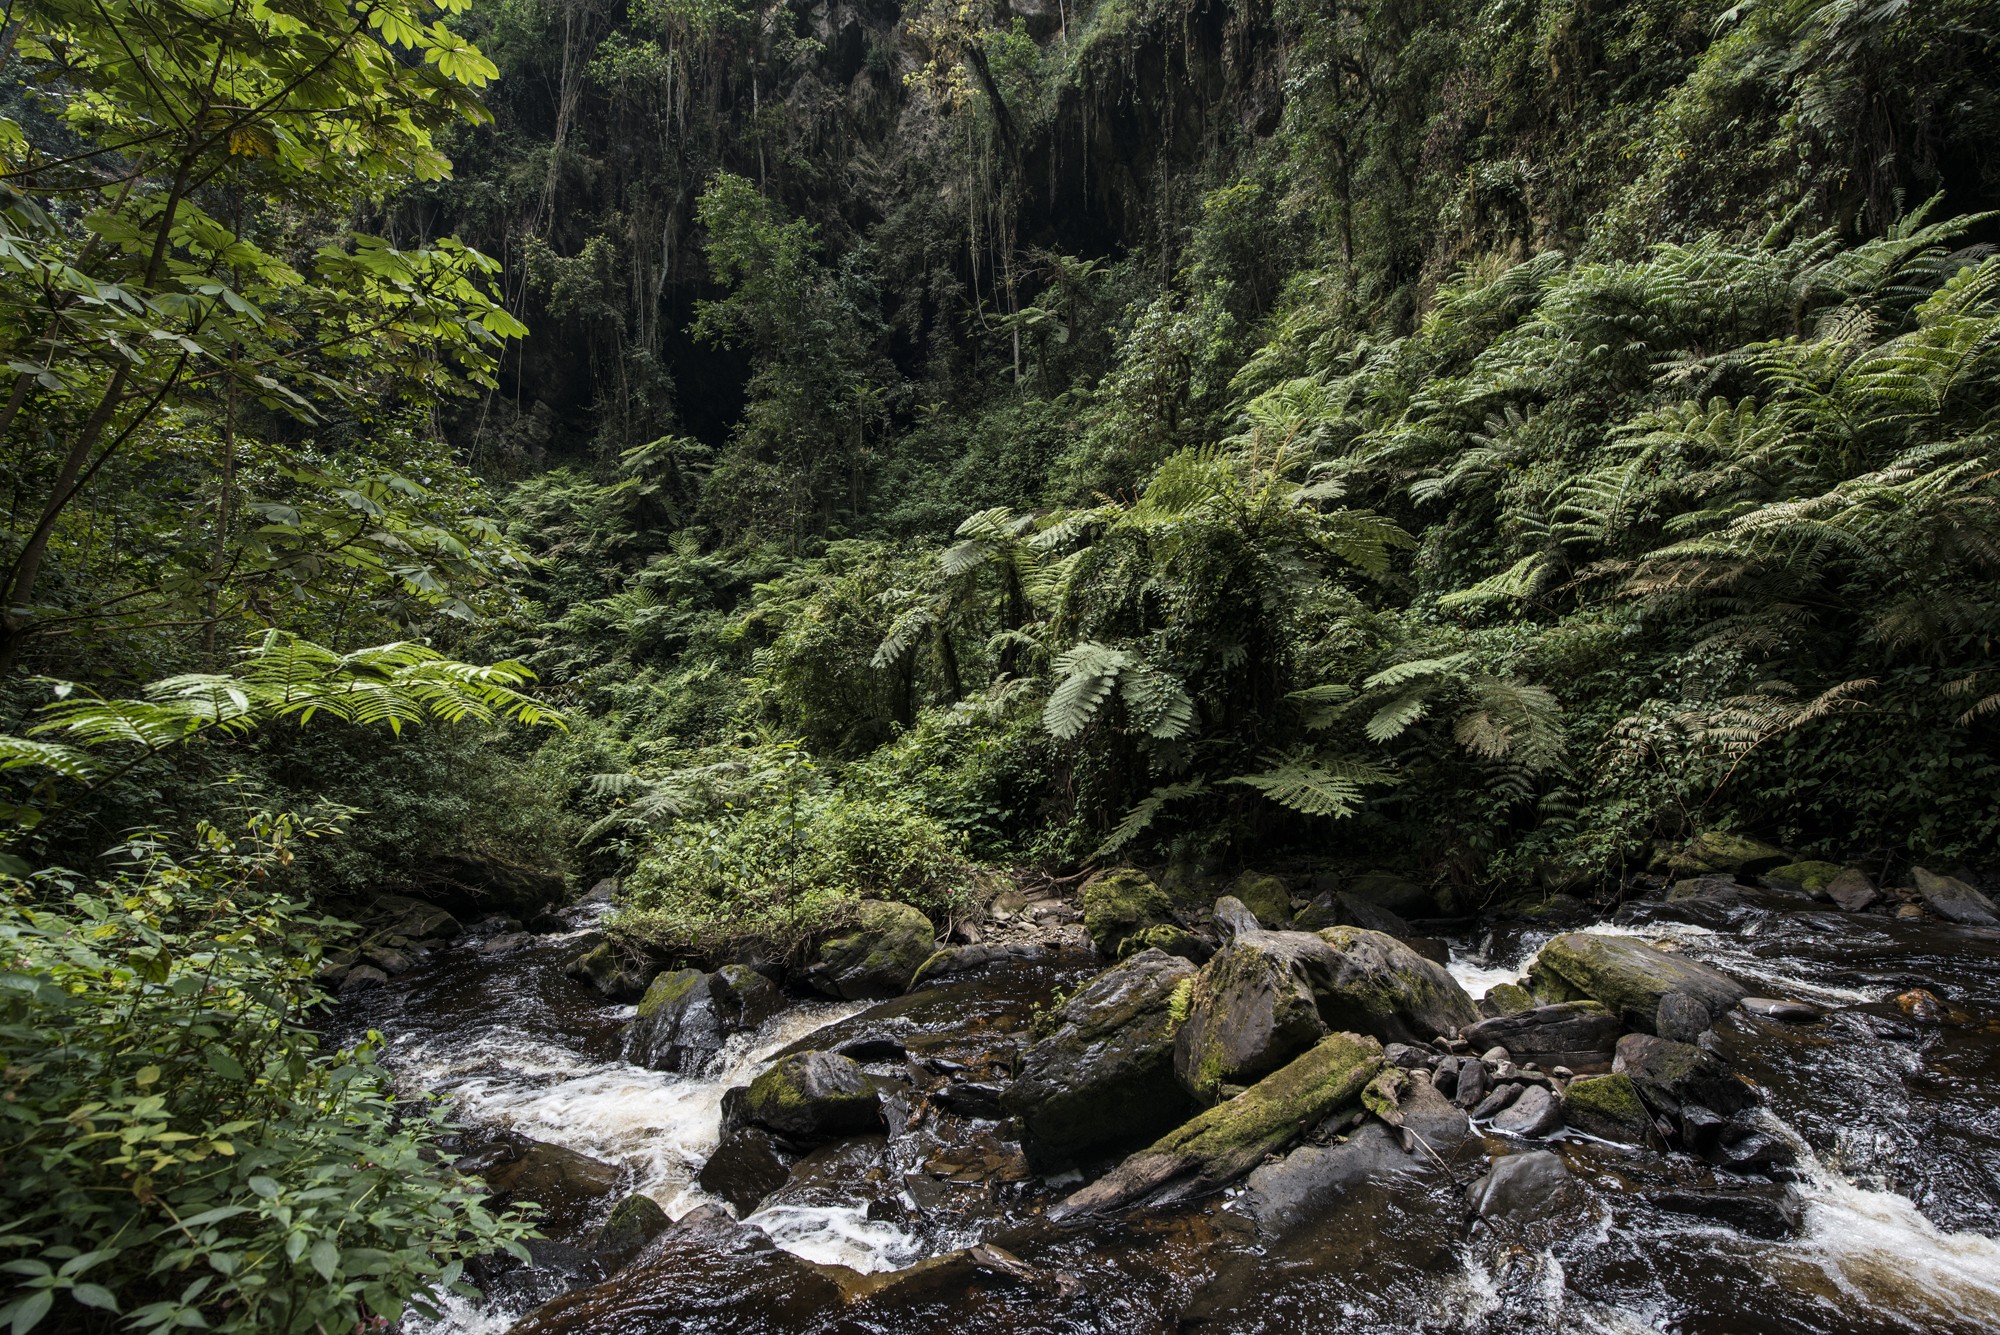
[1562,1073,1652,1143]
[1912,867,2000,926]
[802,900,935,999]
[1081,868,1173,956]
[1003,948,1200,1167]
[625,965,782,1073]
[1672,831,1789,876]
[1480,982,1536,1017]
[564,939,658,1001]
[1529,933,1747,1033]
[589,1193,670,1265]
[743,1051,881,1140]
[1050,1032,1386,1221]
[1174,932,1337,1103]
[1226,873,1293,927]
[1762,861,1844,896]
[1314,926,1480,1045]
[1116,923,1212,963]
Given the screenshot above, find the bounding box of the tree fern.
[1227,753,1397,819]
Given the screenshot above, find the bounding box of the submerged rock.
[742,1051,882,1140]
[1314,926,1480,1045]
[803,900,935,999]
[1528,932,1747,1033]
[1654,1183,1804,1239]
[1050,1031,1385,1221]
[1080,867,1174,957]
[1174,930,1336,1101]
[1462,1001,1619,1070]
[1912,867,2000,926]
[1003,948,1199,1166]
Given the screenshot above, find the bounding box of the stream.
[331,903,2000,1334]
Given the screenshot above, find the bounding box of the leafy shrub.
[0,816,533,1335]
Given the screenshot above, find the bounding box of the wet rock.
[527,910,570,933]
[1292,890,1412,936]
[1452,1057,1490,1110]
[1225,872,1293,927]
[1479,982,1536,1017]
[1895,988,1943,1022]
[1003,948,1199,1166]
[698,1127,793,1214]
[376,893,462,941]
[1824,867,1880,912]
[564,939,657,1001]
[1762,861,1844,897]
[1174,930,1336,1101]
[911,940,1052,987]
[1466,1149,1581,1228]
[1051,1032,1385,1221]
[743,1051,882,1140]
[589,1193,670,1267]
[1210,895,1262,944]
[1912,867,2000,926]
[1741,997,1822,1023]
[338,964,388,994]
[1469,1082,1522,1120]
[1529,932,1747,1033]
[1654,1183,1804,1239]
[802,900,935,999]
[1655,989,1715,1043]
[1462,1002,1619,1071]
[1314,927,1481,1046]
[1490,1084,1562,1137]
[1344,870,1433,917]
[1114,923,1212,962]
[1234,1121,1419,1236]
[625,966,777,1074]
[1080,867,1173,956]
[1673,831,1790,876]
[458,1130,623,1236]
[1562,1073,1651,1143]
[363,945,414,975]
[1613,1033,1757,1120]
[934,1079,1008,1119]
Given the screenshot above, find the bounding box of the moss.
[1167,974,1196,1024]
[1082,868,1172,955]
[634,967,704,1020]
[1118,923,1207,961]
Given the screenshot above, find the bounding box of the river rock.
[1653,1184,1803,1239]
[1467,1149,1584,1229]
[1462,1002,1619,1071]
[698,1127,793,1213]
[1562,1073,1651,1143]
[1051,1032,1385,1221]
[565,939,657,1001]
[1080,868,1173,956]
[1211,894,1262,944]
[626,965,782,1074]
[1234,1121,1417,1236]
[802,900,935,999]
[911,941,1051,987]
[1741,996,1822,1023]
[1762,861,1844,896]
[1174,930,1335,1101]
[338,964,388,994]
[1673,831,1790,875]
[1613,1033,1757,1122]
[1293,890,1411,936]
[1654,989,1715,1043]
[1912,867,2000,926]
[742,1051,882,1139]
[1003,948,1199,1166]
[457,1130,623,1236]
[1823,867,1880,912]
[1529,932,1747,1033]
[1115,923,1212,962]
[1225,872,1293,927]
[589,1193,670,1267]
[1452,1056,1489,1109]
[1490,1084,1562,1137]
[1479,982,1536,1017]
[376,893,462,941]
[1314,926,1480,1045]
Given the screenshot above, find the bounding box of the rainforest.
[3,0,2000,1329]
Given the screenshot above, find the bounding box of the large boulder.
[1612,1033,1756,1118]
[1313,927,1480,1045]
[565,939,657,1001]
[802,900,934,999]
[1050,1032,1385,1222]
[455,1130,623,1237]
[625,965,782,1074]
[740,1051,882,1140]
[1174,931,1337,1102]
[1462,1002,1620,1071]
[1528,932,1747,1033]
[1225,873,1293,928]
[1003,949,1199,1166]
[1672,831,1790,875]
[374,893,462,941]
[1081,868,1174,956]
[1912,867,2000,926]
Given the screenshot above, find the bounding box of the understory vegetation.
[4,0,1999,1322]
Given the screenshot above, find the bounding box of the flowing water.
[336,906,2000,1335]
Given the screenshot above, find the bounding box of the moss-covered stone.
[802,900,934,999]
[1081,868,1173,956]
[1672,831,1789,875]
[1003,949,1200,1167]
[1314,926,1480,1044]
[743,1051,881,1139]
[634,967,704,1019]
[1762,861,1844,895]
[1360,1065,1407,1122]
[1116,923,1211,962]
[591,1193,670,1262]
[1481,982,1536,1016]
[1562,1074,1651,1143]
[1174,932,1334,1102]
[1050,1032,1386,1221]
[1528,932,1747,1033]
[564,940,657,1001]
[1227,872,1293,927]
